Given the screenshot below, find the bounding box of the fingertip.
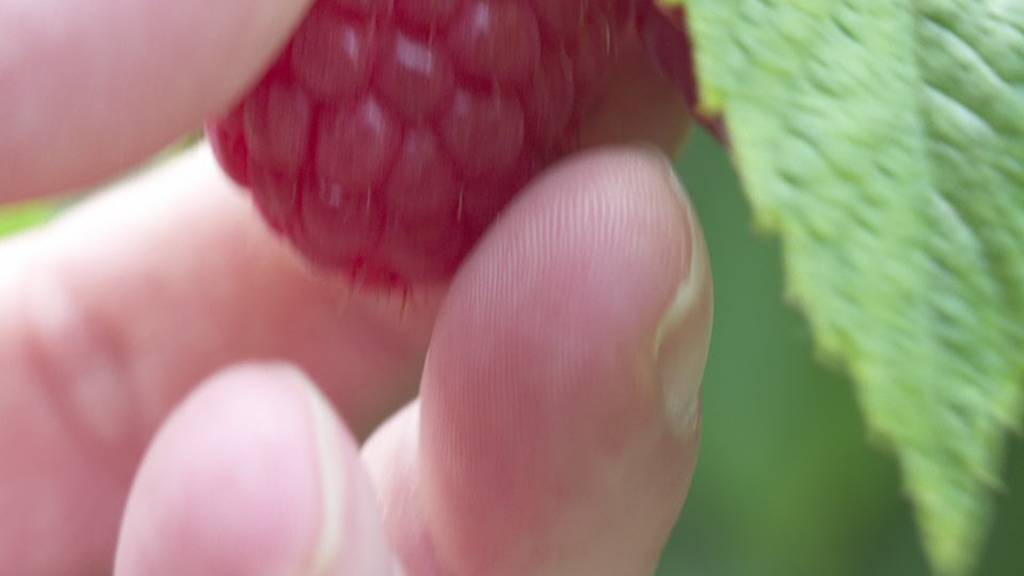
[362,402,446,576]
[418,146,710,575]
[114,363,322,575]
[1,0,314,200]
[114,363,396,576]
[440,145,700,359]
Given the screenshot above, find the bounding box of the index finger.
[0,0,313,202]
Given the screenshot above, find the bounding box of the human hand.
[0,1,713,574]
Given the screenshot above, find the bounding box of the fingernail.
[299,371,399,576]
[653,167,712,439]
[302,380,348,575]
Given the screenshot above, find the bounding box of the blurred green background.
[1,131,1021,575]
[655,129,1024,575]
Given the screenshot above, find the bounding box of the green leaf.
[671,0,1024,573]
[0,203,54,237]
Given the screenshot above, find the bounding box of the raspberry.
[208,0,646,284]
[641,5,728,144]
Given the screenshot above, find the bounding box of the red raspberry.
[641,5,727,143]
[208,0,645,284]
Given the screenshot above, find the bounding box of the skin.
[0,1,714,574]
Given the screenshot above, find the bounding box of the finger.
[115,363,399,576]
[0,0,314,202]
[362,401,446,575]
[420,146,712,575]
[0,145,437,436]
[365,147,713,575]
[0,148,437,575]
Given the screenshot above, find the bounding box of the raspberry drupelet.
[208,0,649,284]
